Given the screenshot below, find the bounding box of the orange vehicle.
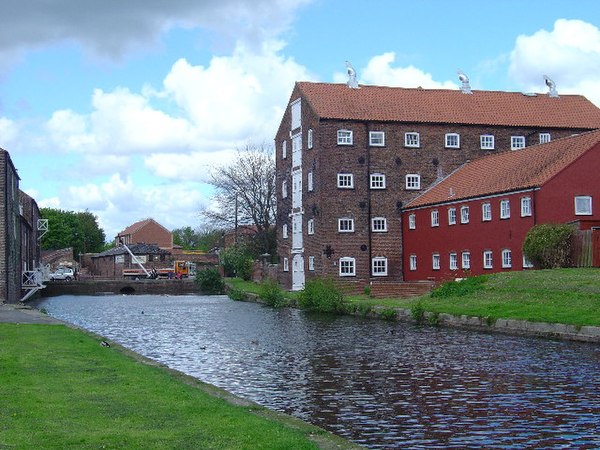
[123,261,194,279]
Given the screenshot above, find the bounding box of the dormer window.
[480,134,495,150]
[539,133,551,144]
[405,132,420,148]
[511,136,525,150]
[445,133,460,148]
[337,130,353,145]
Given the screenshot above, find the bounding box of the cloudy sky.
[1,0,600,240]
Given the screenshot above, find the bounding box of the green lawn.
[228,268,600,327]
[0,324,356,449]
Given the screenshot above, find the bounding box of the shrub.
[195,267,225,295]
[258,278,287,308]
[430,276,487,298]
[227,287,246,301]
[298,278,347,313]
[411,302,425,324]
[379,308,397,321]
[363,285,372,296]
[523,223,575,269]
[220,244,254,280]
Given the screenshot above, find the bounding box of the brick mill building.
[275,81,600,290]
[402,129,600,282]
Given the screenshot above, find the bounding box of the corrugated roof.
[93,243,169,258]
[405,129,600,209]
[296,82,600,128]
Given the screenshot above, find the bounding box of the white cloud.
[509,19,600,105]
[336,52,457,89]
[144,149,237,182]
[0,116,18,148]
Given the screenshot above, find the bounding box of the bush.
[523,223,575,269]
[430,276,487,298]
[379,308,397,321]
[227,287,246,301]
[258,278,287,308]
[195,267,225,294]
[220,244,254,280]
[298,278,347,313]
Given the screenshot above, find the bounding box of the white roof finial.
[544,75,559,98]
[457,69,472,94]
[345,61,359,89]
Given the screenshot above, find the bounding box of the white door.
[292,254,305,290]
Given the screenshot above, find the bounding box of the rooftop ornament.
[457,70,472,94]
[345,61,359,89]
[544,75,559,98]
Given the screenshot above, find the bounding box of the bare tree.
[202,144,276,256]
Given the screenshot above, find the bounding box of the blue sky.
[1,0,600,240]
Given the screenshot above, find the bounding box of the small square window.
[460,206,469,224]
[408,213,416,230]
[337,173,354,188]
[449,252,458,270]
[405,174,421,190]
[462,251,471,269]
[337,130,353,145]
[480,134,495,150]
[500,199,510,219]
[409,254,417,271]
[445,133,460,148]
[371,217,388,232]
[483,251,493,269]
[431,210,439,227]
[370,173,386,189]
[575,196,592,215]
[338,218,354,233]
[339,257,356,276]
[482,203,491,221]
[432,253,440,270]
[369,131,385,147]
[448,208,456,225]
[511,136,525,150]
[405,132,420,148]
[307,129,313,149]
[502,249,512,268]
[521,197,532,217]
[372,257,388,276]
[308,256,315,271]
[307,219,315,235]
[539,133,551,144]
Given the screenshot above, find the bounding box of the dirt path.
[0,303,63,324]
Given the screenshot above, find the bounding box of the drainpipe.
[365,122,372,284]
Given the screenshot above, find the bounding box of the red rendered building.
[402,129,600,282]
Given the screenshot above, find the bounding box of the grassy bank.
[228,268,600,327]
[0,324,356,449]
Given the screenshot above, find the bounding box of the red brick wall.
[118,220,173,249]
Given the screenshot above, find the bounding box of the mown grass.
[0,324,354,449]
[228,268,600,327]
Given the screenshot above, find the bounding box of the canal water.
[34,294,600,449]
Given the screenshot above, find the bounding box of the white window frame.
[307,218,315,235]
[408,213,416,230]
[523,255,534,268]
[511,136,525,150]
[462,251,471,270]
[521,197,532,217]
[337,129,353,145]
[372,257,388,277]
[282,140,287,159]
[369,131,385,147]
[449,252,458,270]
[500,199,510,219]
[307,171,313,192]
[445,133,460,148]
[282,180,288,198]
[482,202,492,221]
[502,249,512,268]
[338,218,355,233]
[405,132,420,148]
[575,196,592,215]
[405,174,421,190]
[339,257,356,276]
[539,133,551,144]
[480,134,495,150]
[432,253,440,270]
[282,224,288,239]
[337,173,354,189]
[308,256,315,271]
[448,207,456,225]
[409,254,417,271]
[370,173,386,189]
[460,206,469,224]
[483,250,493,269]
[431,209,439,227]
[307,129,313,149]
[371,217,388,232]
[283,257,289,272]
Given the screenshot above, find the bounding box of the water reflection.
[35,294,600,449]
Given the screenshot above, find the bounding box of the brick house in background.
[91,243,171,278]
[275,81,600,290]
[402,129,600,282]
[115,218,173,249]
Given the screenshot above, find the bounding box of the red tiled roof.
[405,129,600,209]
[117,218,168,237]
[296,82,600,128]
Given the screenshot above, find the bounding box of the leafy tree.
[219,244,253,280]
[172,225,224,251]
[202,144,276,256]
[40,208,106,254]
